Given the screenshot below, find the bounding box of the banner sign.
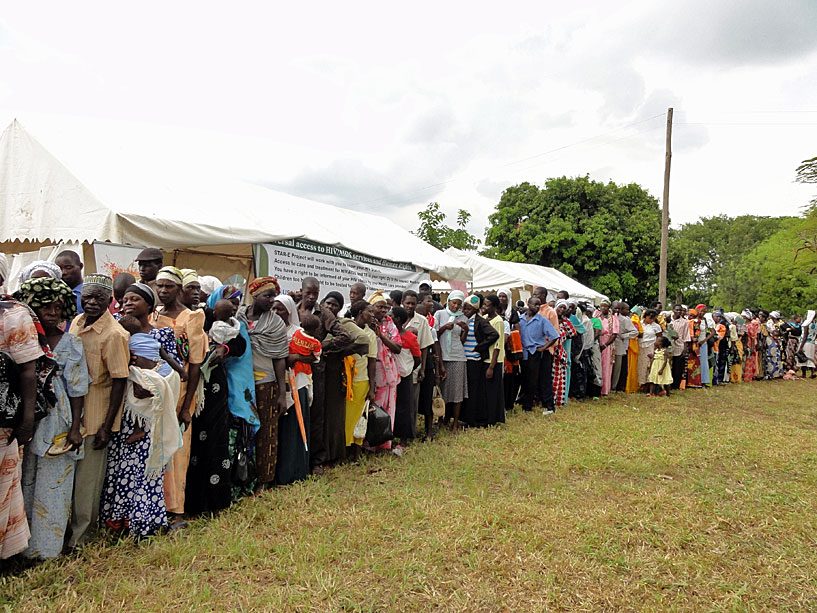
[254,239,426,296]
[93,242,142,278]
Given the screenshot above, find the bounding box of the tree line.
[414,158,817,313]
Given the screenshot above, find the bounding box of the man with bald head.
[111,272,136,315]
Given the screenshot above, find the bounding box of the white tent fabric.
[0,120,471,281]
[433,248,607,303]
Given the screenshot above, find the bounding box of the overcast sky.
[1,1,816,242]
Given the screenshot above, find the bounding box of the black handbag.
[365,402,394,447]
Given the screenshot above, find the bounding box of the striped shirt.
[464,317,480,361]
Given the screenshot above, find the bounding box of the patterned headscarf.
[14,277,77,322]
[248,276,280,297]
[19,260,62,284]
[156,266,184,285]
[367,290,387,305]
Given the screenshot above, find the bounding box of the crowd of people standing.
[0,247,812,563]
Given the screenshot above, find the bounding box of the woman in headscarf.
[366,291,402,448]
[594,299,618,396]
[18,260,62,285]
[497,289,522,410]
[201,285,257,500]
[687,308,712,388]
[565,301,586,402]
[197,275,222,307]
[742,309,760,381]
[236,277,289,489]
[150,266,208,522]
[780,314,802,372]
[320,291,369,464]
[759,310,783,379]
[15,278,87,559]
[101,282,182,536]
[271,293,311,484]
[797,310,817,378]
[345,301,377,460]
[433,290,468,432]
[186,288,257,513]
[0,287,58,559]
[625,306,643,394]
[552,300,577,409]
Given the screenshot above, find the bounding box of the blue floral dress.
[21,333,89,559]
[100,327,179,537]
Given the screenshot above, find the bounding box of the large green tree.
[723,211,817,314]
[414,202,479,251]
[482,176,663,303]
[667,215,793,305]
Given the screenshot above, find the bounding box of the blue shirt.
[518,312,559,359]
[73,283,84,314]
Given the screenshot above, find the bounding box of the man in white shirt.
[612,302,639,392]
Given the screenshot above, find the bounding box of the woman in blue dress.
[101,283,183,537]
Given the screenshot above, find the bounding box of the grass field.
[3,380,817,611]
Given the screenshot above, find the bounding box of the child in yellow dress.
[648,336,673,396]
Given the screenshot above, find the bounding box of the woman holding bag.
[367,291,402,451]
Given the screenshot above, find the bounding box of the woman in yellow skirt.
[345,301,378,460]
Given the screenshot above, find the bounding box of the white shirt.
[640,322,663,348]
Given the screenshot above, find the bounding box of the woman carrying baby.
[100,284,184,537]
[186,290,256,513]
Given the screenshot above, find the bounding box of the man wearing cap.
[136,248,163,293]
[67,274,130,548]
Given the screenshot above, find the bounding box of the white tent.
[0,120,471,282]
[433,248,607,303]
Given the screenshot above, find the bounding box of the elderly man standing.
[67,274,129,549]
[297,277,353,474]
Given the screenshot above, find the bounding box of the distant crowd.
[0,247,812,562]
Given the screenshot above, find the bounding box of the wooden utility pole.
[658,107,673,306]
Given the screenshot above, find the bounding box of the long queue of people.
[0,248,813,563]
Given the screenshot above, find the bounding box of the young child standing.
[648,335,673,396]
[289,312,322,390]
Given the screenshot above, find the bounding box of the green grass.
[4,380,817,611]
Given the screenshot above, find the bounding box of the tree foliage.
[667,215,792,305]
[482,176,662,304]
[414,202,479,251]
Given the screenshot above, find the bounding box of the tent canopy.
[0,120,471,281]
[433,248,607,303]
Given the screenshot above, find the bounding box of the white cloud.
[0,0,815,242]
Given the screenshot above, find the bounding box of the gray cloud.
[645,0,817,66]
